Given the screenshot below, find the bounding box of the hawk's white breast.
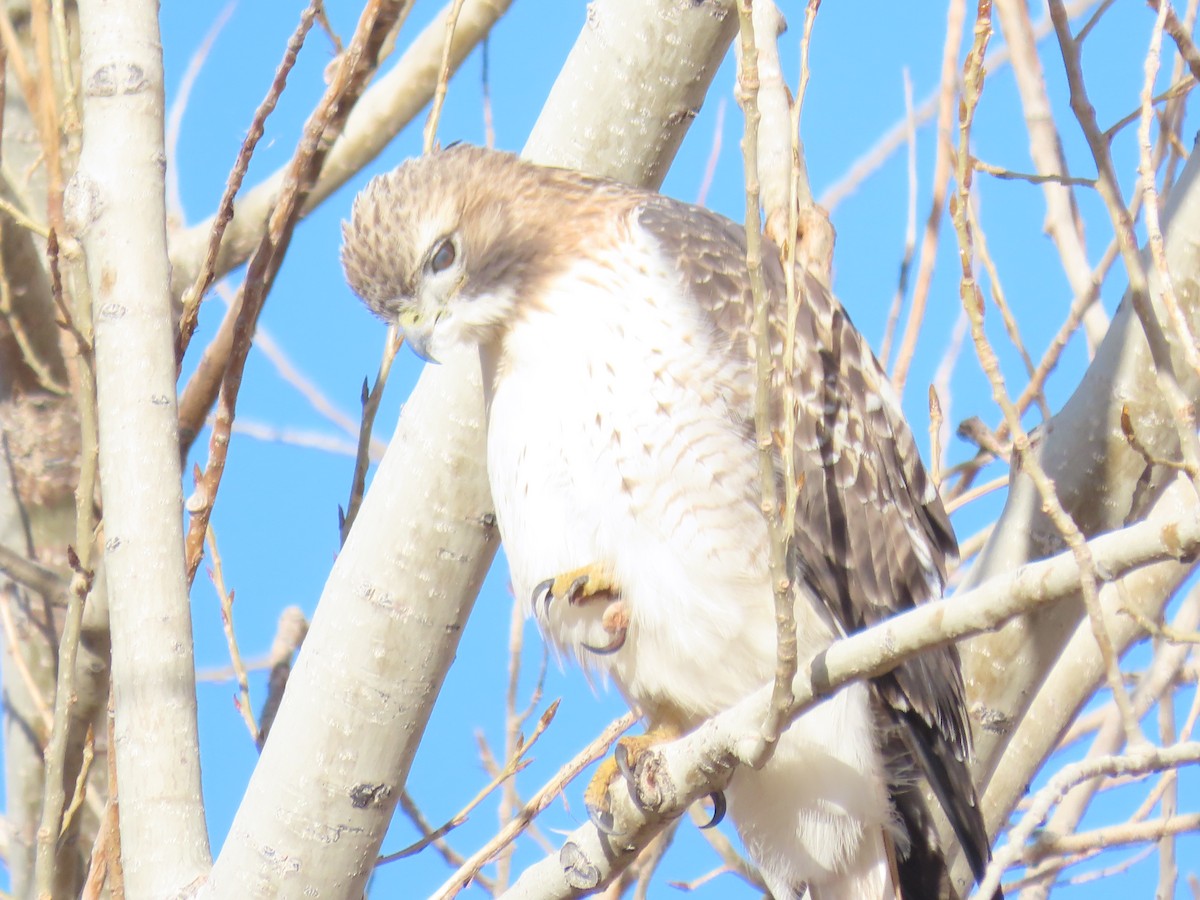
[481,224,790,722]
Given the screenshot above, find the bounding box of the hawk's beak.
[396,307,439,364]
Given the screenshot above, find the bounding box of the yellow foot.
[534,563,628,654]
[538,563,618,606]
[583,725,717,834]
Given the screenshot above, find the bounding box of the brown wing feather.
[637,195,992,890]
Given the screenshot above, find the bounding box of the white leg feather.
[725,684,894,900]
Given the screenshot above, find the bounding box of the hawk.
[342,144,992,899]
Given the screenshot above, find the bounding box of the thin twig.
[379,700,558,865]
[255,606,309,748]
[977,743,1200,897]
[205,525,258,744]
[29,0,64,228]
[1103,75,1196,141]
[680,808,766,892]
[1136,4,1200,381]
[435,712,637,899]
[694,95,726,207]
[0,221,68,394]
[165,3,237,224]
[0,543,66,600]
[393,789,495,892]
[879,67,918,369]
[314,0,344,53]
[1156,676,1180,900]
[966,0,1145,751]
[34,196,101,895]
[33,548,95,897]
[481,34,494,148]
[495,599,528,890]
[944,473,1009,514]
[1050,0,1200,491]
[216,281,368,442]
[423,0,468,153]
[994,0,1108,353]
[183,0,412,584]
[1149,0,1200,81]
[0,589,54,732]
[176,2,321,354]
[967,193,1050,419]
[890,0,964,395]
[972,156,1096,187]
[49,0,78,140]
[339,327,400,543]
[817,0,1103,211]
[0,193,49,237]
[59,724,95,838]
[735,0,795,769]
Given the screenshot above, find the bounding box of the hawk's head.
[342,144,626,362]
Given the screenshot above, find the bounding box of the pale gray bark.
[71,0,210,893]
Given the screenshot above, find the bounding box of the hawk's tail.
[887,706,1000,900]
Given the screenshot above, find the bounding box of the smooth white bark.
[71,0,209,893]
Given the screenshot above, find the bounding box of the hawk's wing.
[637,195,991,888]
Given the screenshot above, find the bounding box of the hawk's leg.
[533,564,628,654]
[584,726,726,834]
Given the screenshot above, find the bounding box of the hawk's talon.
[615,741,637,792]
[699,791,726,829]
[533,578,556,619]
[536,565,628,655]
[566,574,590,604]
[586,801,619,836]
[581,627,627,655]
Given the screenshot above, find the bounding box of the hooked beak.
[396,307,439,363]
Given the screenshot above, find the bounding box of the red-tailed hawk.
[342,144,992,899]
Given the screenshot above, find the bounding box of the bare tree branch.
[70,0,210,892]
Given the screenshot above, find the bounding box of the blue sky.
[8,2,1195,897]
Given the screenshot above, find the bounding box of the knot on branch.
[630,748,675,814]
[559,841,601,891]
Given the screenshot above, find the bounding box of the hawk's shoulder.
[635,188,966,741]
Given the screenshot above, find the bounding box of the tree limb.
[70,0,210,892]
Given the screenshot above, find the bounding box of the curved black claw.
[698,791,726,829]
[533,578,556,619]
[581,627,627,656]
[565,575,590,604]
[614,742,638,790]
[586,800,619,835]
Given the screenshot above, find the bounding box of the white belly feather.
[482,249,781,721]
[480,237,891,897]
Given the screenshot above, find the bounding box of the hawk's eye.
[429,238,457,274]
